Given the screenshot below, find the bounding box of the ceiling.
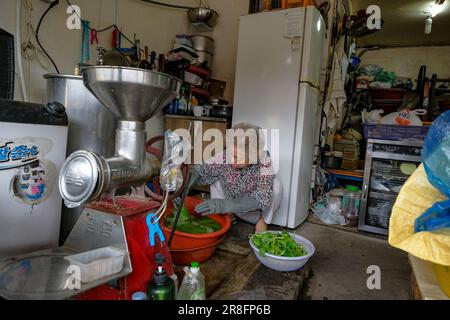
[351,0,450,47]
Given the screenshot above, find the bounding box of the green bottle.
[147,254,176,300]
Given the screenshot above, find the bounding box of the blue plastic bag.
[415,111,450,233]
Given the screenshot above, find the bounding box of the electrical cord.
[154,191,169,223]
[65,0,116,32]
[36,0,60,73]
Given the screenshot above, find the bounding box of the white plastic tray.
[64,247,126,283]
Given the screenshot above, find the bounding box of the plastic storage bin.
[64,247,126,283]
[363,124,429,141]
[434,264,450,298]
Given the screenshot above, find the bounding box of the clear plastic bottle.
[178,87,188,115]
[177,262,206,300]
[342,186,361,227]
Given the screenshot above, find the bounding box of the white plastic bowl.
[249,232,315,272]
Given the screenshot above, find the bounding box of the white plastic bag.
[312,189,346,226]
[362,109,384,124]
[381,109,427,126]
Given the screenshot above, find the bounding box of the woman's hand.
[195,199,227,215]
[195,198,261,216]
[255,217,268,234]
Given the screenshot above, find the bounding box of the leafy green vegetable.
[165,207,222,234]
[250,231,308,258]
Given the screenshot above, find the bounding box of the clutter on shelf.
[165,34,232,118]
[312,185,362,227]
[356,64,413,90]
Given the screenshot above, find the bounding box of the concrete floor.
[184,218,412,300]
[296,221,412,300]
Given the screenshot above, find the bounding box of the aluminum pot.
[187,7,219,28]
[191,35,214,53]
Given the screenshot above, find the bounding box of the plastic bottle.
[178,87,188,115]
[342,186,361,227]
[147,254,176,300]
[177,262,206,300]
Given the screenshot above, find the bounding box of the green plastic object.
[346,185,360,192]
[191,262,200,268]
[374,71,396,83]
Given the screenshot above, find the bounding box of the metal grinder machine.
[0,67,183,300]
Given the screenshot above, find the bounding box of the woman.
[183,123,283,233]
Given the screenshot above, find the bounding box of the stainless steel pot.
[187,7,219,28]
[196,50,214,67]
[45,74,118,240]
[191,35,214,53]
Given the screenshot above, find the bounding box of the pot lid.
[59,151,100,208]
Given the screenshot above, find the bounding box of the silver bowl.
[188,7,219,28]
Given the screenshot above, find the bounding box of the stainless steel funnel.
[59,67,181,208]
[83,66,181,122]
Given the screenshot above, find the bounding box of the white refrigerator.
[232,7,325,228]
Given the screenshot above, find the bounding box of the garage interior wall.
[0,0,249,138]
[359,46,450,84]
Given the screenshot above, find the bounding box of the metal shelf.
[327,169,364,182]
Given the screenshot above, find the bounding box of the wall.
[0,0,248,137]
[359,46,450,81]
[206,0,249,103]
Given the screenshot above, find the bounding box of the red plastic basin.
[170,236,225,266]
[162,197,231,264]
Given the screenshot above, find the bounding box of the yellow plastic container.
[433,264,450,298]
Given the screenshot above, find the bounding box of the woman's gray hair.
[230,122,266,162]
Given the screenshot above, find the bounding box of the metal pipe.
[59,120,155,208]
